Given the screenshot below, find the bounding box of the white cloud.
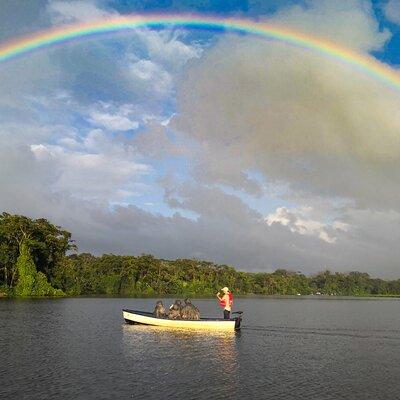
[120,29,204,105]
[266,206,341,243]
[126,59,173,98]
[332,221,350,232]
[383,0,400,24]
[58,137,82,150]
[271,0,390,52]
[133,29,203,70]
[47,0,115,24]
[89,111,139,131]
[30,129,149,202]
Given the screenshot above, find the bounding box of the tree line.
[1,212,400,297]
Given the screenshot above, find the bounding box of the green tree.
[14,242,64,297]
[4,212,400,298]
[0,213,75,287]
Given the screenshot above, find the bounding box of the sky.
[0,0,400,277]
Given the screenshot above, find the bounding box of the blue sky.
[1,0,400,277]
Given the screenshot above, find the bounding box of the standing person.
[216,287,233,319]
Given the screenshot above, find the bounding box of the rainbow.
[0,14,399,91]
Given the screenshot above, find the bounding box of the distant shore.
[2,293,400,300]
[3,214,400,299]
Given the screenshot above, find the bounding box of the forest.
[1,212,400,297]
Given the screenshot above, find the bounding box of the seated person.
[168,300,182,319]
[153,300,167,318]
[181,298,200,320]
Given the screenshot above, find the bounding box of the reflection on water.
[122,324,239,398]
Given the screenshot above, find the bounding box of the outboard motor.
[232,311,243,330]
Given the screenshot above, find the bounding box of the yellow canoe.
[122,309,242,331]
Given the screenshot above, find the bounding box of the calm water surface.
[2,297,400,399]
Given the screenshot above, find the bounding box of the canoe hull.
[123,309,240,331]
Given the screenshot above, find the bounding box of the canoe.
[122,309,242,331]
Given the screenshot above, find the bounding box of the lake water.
[2,297,400,399]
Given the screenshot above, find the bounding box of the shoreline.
[2,294,400,300]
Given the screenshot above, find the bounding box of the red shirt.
[219,292,234,308]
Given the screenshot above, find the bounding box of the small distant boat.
[122,309,243,331]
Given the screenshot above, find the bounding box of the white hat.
[221,287,229,293]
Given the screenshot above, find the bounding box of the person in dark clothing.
[153,300,167,318]
[181,298,200,320]
[168,300,182,319]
